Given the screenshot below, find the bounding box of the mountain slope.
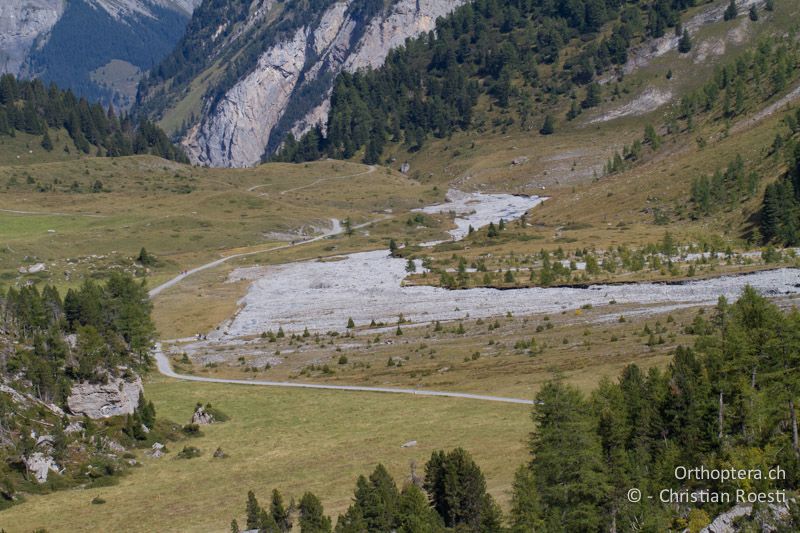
[0,0,200,109]
[140,0,729,168]
[137,0,470,168]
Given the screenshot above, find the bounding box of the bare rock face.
[24,452,59,483]
[700,502,791,533]
[66,375,143,419]
[184,28,308,168]
[344,0,464,71]
[191,404,214,425]
[184,0,468,167]
[147,441,165,458]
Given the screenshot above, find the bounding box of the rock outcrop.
[66,375,143,419]
[24,452,59,483]
[699,502,791,532]
[185,28,308,168]
[191,404,214,425]
[147,441,165,458]
[183,0,467,167]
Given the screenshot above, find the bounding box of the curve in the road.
[149,218,342,298]
[153,344,534,405]
[149,215,389,298]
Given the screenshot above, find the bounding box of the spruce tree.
[581,83,602,108]
[529,381,609,530]
[246,490,262,531]
[539,114,555,135]
[298,492,332,533]
[510,465,542,532]
[749,4,759,21]
[260,510,281,533]
[396,484,445,532]
[423,448,496,529]
[678,29,692,54]
[339,464,401,531]
[41,130,53,151]
[724,0,738,21]
[270,489,292,532]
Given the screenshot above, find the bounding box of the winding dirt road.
[148,215,391,298]
[148,220,339,297]
[153,343,534,405]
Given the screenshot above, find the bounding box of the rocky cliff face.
[185,28,309,168]
[66,374,143,419]
[183,0,466,168]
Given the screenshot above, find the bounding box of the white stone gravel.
[414,189,544,241]
[225,249,800,336]
[220,191,800,337]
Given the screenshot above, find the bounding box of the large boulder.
[147,442,165,459]
[24,452,59,483]
[191,404,214,425]
[67,375,143,419]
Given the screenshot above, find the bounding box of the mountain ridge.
[0,0,201,109]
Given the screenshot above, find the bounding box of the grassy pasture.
[0,380,531,532]
[0,157,438,291]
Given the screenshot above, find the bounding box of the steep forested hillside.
[275,0,698,163]
[23,0,190,109]
[761,116,800,245]
[0,74,187,162]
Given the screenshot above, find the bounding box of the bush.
[176,446,201,459]
[203,403,230,422]
[92,496,106,504]
[182,423,203,436]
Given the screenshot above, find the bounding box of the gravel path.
[153,344,534,405]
